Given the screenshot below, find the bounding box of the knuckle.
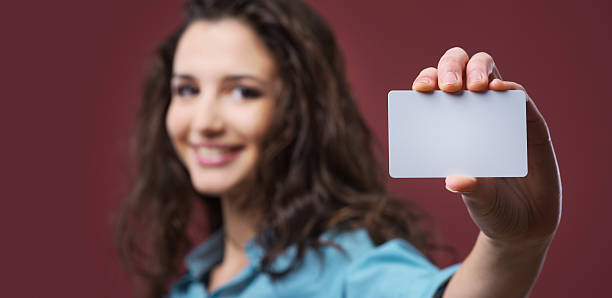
[469,52,496,73]
[451,46,469,59]
[440,47,469,69]
[421,67,437,75]
[438,58,462,71]
[446,46,467,56]
[473,51,493,61]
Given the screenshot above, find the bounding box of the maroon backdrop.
[1,0,610,297]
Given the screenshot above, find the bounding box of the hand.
[412,47,562,247]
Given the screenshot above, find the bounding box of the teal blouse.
[169,228,459,298]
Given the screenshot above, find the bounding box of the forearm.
[442,232,551,298]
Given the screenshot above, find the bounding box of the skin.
[412,47,562,297]
[166,19,279,292]
[168,19,561,296]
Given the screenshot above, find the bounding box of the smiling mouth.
[193,145,244,166]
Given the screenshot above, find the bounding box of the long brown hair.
[116,0,440,297]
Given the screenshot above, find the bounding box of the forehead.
[173,19,277,79]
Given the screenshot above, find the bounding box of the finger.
[437,47,469,92]
[489,66,503,81]
[488,80,551,145]
[445,176,497,214]
[525,95,551,146]
[412,67,438,91]
[445,176,478,193]
[466,52,496,91]
[488,79,525,91]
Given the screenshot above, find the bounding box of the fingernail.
[415,77,432,85]
[443,72,459,85]
[445,184,461,193]
[445,184,474,194]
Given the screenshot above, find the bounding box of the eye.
[172,85,200,98]
[231,86,262,101]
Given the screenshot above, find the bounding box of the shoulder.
[328,229,459,298]
[169,228,458,298]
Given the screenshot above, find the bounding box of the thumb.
[445,176,478,194]
[445,176,499,237]
[445,175,497,209]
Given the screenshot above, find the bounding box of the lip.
[191,143,244,167]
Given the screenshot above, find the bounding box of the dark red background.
[2,0,610,297]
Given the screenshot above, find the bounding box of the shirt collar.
[185,228,271,279]
[185,229,225,279]
[185,227,350,280]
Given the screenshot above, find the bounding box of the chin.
[186,150,258,197]
[189,171,246,197]
[191,179,233,196]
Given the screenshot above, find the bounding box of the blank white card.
[388,90,527,178]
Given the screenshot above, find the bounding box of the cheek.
[224,101,274,140]
[165,103,190,146]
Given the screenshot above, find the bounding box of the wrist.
[445,232,552,298]
[477,232,552,258]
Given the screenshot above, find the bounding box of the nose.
[192,91,225,138]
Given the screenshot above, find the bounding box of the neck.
[219,195,258,254]
[206,196,259,293]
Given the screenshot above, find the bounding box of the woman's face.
[166,19,279,196]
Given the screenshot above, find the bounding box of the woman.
[116,0,561,297]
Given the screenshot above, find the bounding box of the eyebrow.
[224,75,267,85]
[171,73,268,85]
[171,74,196,81]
